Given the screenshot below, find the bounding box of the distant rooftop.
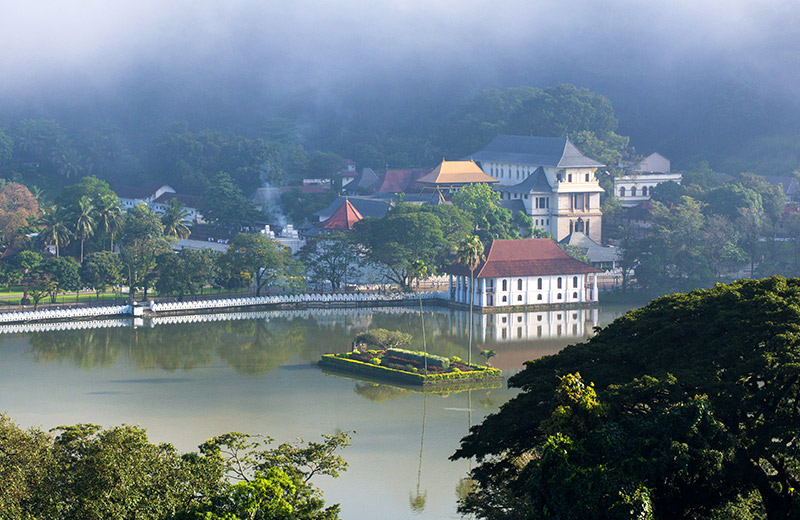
[470,135,603,169]
[417,159,499,185]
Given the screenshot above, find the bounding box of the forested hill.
[0,83,797,197]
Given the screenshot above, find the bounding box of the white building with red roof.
[446,238,602,308]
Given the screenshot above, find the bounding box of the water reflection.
[19,305,629,378]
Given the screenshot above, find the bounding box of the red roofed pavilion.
[446,238,602,308]
[317,198,363,231]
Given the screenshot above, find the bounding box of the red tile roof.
[376,169,428,193]
[447,238,602,278]
[317,199,363,230]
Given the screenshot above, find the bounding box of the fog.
[2,0,799,158]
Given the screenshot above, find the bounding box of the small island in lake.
[319,329,502,387]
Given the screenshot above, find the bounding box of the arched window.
[620,186,626,197]
[573,292,578,299]
[517,295,522,301]
[557,293,562,300]
[502,279,507,291]
[537,278,542,290]
[642,186,648,196]
[537,294,542,300]
[631,186,637,196]
[557,277,562,289]
[575,219,584,232]
[573,276,578,288]
[517,279,523,290]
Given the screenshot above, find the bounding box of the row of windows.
[557,172,593,183]
[490,277,580,291]
[619,186,651,197]
[500,292,580,303]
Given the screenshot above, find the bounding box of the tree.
[456,235,484,366]
[71,195,95,263]
[202,171,261,227]
[190,431,353,520]
[118,203,173,300]
[80,251,123,298]
[94,192,122,251]
[37,206,70,257]
[39,257,80,303]
[13,249,42,304]
[0,182,40,255]
[354,206,449,290]
[160,198,192,240]
[298,233,361,290]
[452,183,519,243]
[453,277,800,520]
[649,180,685,206]
[156,249,218,300]
[218,233,293,297]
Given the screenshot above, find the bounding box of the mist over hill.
[2,0,800,175]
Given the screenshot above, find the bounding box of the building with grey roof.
[469,135,605,242]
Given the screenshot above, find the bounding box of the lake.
[0,303,633,519]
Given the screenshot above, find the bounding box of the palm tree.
[159,198,191,240]
[73,195,96,263]
[479,349,497,367]
[456,235,484,367]
[95,193,122,251]
[38,206,71,257]
[410,260,430,374]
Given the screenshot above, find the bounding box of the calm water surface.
[0,304,633,520]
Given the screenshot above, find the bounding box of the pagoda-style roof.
[417,159,499,186]
[445,238,602,278]
[317,199,364,231]
[470,135,603,169]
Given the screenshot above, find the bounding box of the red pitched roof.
[317,199,363,230]
[376,169,428,193]
[447,238,602,278]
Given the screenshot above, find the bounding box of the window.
[537,294,542,300]
[620,186,626,197]
[631,186,637,196]
[517,327,523,338]
[557,293,562,299]
[517,295,522,301]
[642,186,648,196]
[517,279,523,290]
[573,276,578,288]
[568,174,573,182]
[537,314,543,321]
[502,279,507,291]
[585,173,590,181]
[557,277,562,289]
[537,278,542,290]
[517,316,523,322]
[502,296,507,302]
[573,292,578,299]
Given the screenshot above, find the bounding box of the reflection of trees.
[30,329,120,368]
[216,319,306,376]
[353,382,411,402]
[126,324,219,371]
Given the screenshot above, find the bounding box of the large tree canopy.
[454,277,800,520]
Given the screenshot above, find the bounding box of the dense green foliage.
[454,277,800,519]
[0,414,351,520]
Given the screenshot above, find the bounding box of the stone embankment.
[0,292,449,324]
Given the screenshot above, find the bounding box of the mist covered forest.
[2,1,800,197]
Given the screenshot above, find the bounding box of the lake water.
[0,303,633,519]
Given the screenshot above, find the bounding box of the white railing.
[149,291,448,313]
[0,305,130,324]
[0,292,450,324]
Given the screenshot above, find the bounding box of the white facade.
[117,184,204,223]
[614,172,683,207]
[449,272,599,308]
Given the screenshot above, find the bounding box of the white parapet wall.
[0,292,450,324]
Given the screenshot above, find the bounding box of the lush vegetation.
[0,413,352,520]
[453,277,800,519]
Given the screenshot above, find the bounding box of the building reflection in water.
[453,307,600,344]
